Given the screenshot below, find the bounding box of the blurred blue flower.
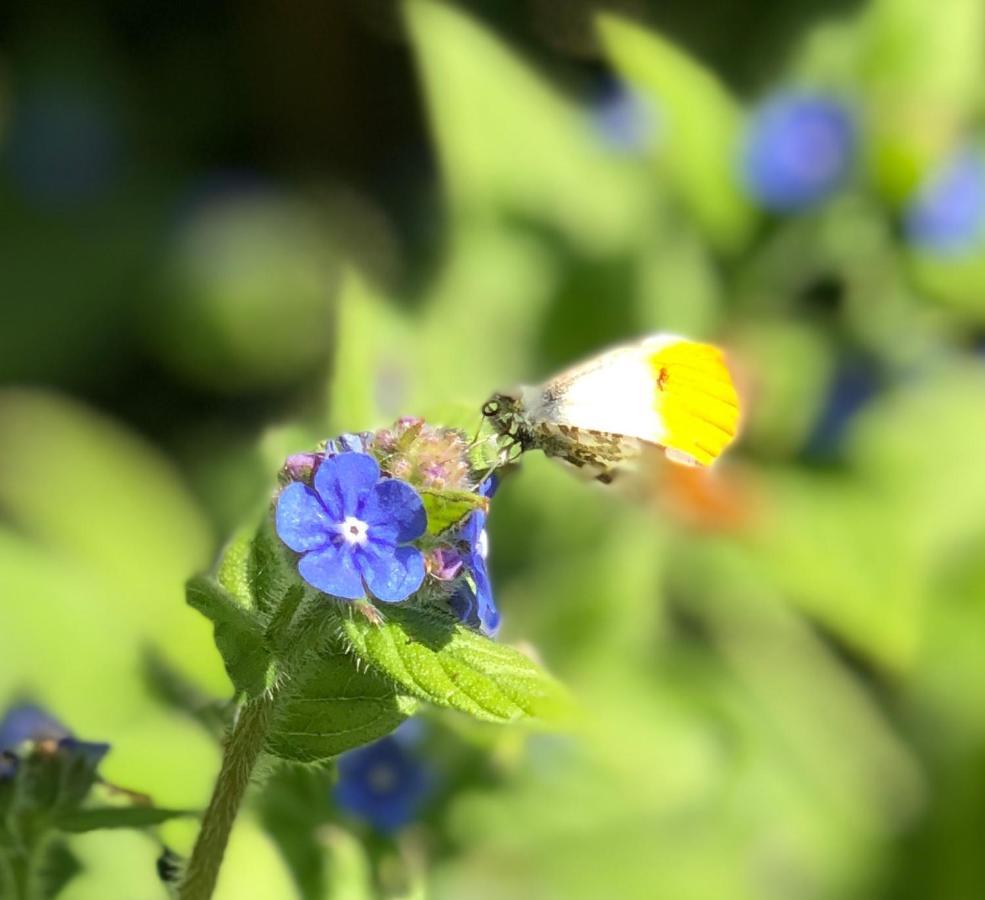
[450,477,500,636]
[0,705,109,776]
[0,704,70,752]
[590,80,659,154]
[803,363,878,459]
[276,452,427,602]
[741,92,856,212]
[904,150,985,255]
[334,730,434,833]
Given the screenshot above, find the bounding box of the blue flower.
[904,150,985,255]
[0,704,70,752]
[450,477,500,635]
[0,705,109,777]
[333,731,434,833]
[803,362,878,460]
[591,80,658,154]
[276,451,427,602]
[741,92,856,212]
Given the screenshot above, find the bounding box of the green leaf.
[186,575,271,697]
[419,488,486,536]
[256,766,336,900]
[216,527,257,610]
[405,0,651,251]
[36,840,81,899]
[267,647,416,764]
[327,271,414,434]
[247,514,304,617]
[342,605,572,724]
[859,0,985,200]
[55,805,197,833]
[596,13,756,253]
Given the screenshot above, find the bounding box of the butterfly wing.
[529,334,740,468]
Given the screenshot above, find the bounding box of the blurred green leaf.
[405,0,651,251]
[186,576,271,698]
[56,806,196,833]
[0,389,225,695]
[322,826,374,900]
[152,192,339,392]
[327,271,413,434]
[267,648,416,764]
[596,13,756,252]
[256,766,336,900]
[342,605,572,724]
[859,0,985,200]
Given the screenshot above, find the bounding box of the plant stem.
[178,692,276,900]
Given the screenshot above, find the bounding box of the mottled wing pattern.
[527,420,642,483]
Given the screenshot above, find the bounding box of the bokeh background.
[3,0,985,897]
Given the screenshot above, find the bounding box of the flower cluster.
[275,421,501,630]
[371,417,471,491]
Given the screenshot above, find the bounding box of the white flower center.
[339,516,369,546]
[367,763,398,794]
[476,528,489,560]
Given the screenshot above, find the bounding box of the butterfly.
[481,334,740,483]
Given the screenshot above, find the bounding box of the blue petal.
[298,543,365,600]
[0,704,70,751]
[362,478,427,543]
[471,559,500,635]
[357,544,425,603]
[334,736,434,833]
[313,452,380,520]
[275,483,335,552]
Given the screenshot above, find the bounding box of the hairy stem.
[178,692,276,900]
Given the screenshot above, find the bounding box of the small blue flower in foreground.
[741,92,855,212]
[450,476,500,635]
[904,150,985,255]
[334,730,434,833]
[276,451,427,602]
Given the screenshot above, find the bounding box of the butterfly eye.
[482,399,500,417]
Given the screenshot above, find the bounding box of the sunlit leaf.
[342,605,572,724]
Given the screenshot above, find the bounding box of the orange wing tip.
[649,340,740,467]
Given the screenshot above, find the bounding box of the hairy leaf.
[56,805,196,833]
[267,649,416,764]
[186,575,271,697]
[342,605,572,724]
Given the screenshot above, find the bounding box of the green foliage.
[342,605,572,724]
[418,488,487,536]
[185,577,272,699]
[266,649,416,764]
[596,13,756,252]
[0,743,191,900]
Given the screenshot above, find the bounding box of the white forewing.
[524,335,682,443]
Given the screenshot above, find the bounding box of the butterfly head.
[481,390,530,446]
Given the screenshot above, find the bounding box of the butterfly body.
[483,334,739,481]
